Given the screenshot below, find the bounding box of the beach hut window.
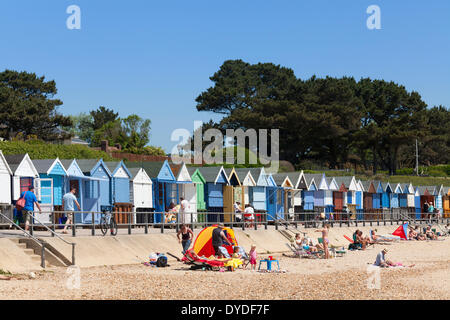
[40,179,52,205]
[20,177,33,193]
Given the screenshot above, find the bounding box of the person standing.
[315,223,330,259]
[234,201,243,223]
[428,202,435,222]
[423,201,429,219]
[19,186,42,232]
[177,224,194,254]
[244,204,255,228]
[179,197,190,224]
[62,187,81,234]
[212,223,232,256]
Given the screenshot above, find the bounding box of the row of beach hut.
[0,151,449,225]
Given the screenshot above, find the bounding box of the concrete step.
[16,243,27,249]
[23,248,36,255]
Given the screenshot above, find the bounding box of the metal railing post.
[161,213,165,234]
[51,212,55,237]
[72,213,76,237]
[144,212,148,234]
[128,212,132,235]
[91,212,95,236]
[72,243,76,266]
[30,212,34,236]
[41,242,46,269]
[265,213,268,230]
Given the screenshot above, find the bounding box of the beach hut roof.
[325,177,337,190]
[126,161,165,178]
[284,172,302,189]
[271,173,294,188]
[332,176,354,190]
[416,186,429,195]
[171,163,191,182]
[424,186,437,195]
[224,168,241,186]
[4,154,27,172]
[360,181,372,192]
[384,182,393,193]
[393,183,403,193]
[4,153,39,177]
[128,167,141,179]
[303,173,323,190]
[0,151,12,175]
[195,166,229,184]
[234,168,256,187]
[76,159,103,174]
[32,158,68,176]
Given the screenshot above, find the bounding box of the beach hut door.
[35,178,52,224]
[223,186,234,222]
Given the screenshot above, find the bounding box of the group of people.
[234,202,257,227]
[15,186,80,235]
[179,223,258,270]
[408,225,440,240]
[165,197,190,224]
[423,201,442,220]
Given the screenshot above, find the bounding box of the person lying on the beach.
[371,230,394,243]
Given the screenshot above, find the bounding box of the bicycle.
[100,211,117,236]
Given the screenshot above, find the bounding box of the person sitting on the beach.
[294,233,304,248]
[355,230,371,250]
[425,226,438,240]
[412,226,427,241]
[374,248,392,267]
[408,228,418,240]
[232,246,242,260]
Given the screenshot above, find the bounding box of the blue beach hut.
[60,159,101,224]
[373,181,382,210]
[104,161,132,204]
[32,158,68,223]
[381,182,392,209]
[248,167,269,213]
[126,161,178,223]
[197,166,229,223]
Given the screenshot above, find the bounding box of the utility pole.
[415,139,419,176]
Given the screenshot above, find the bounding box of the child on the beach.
[249,245,257,271]
[232,246,242,259]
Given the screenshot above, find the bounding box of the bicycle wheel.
[110,218,118,236]
[100,216,108,236]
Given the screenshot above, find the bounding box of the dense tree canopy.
[0,70,71,140]
[195,60,449,174]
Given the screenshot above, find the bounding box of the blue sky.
[1,0,449,152]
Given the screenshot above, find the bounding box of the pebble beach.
[0,238,448,300]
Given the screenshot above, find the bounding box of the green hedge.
[0,140,113,160]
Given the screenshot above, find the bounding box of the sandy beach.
[0,238,448,300]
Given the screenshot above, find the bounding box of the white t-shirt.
[234,203,242,219]
[180,199,190,213]
[244,207,254,220]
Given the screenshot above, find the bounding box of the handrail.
[32,214,74,246]
[31,213,76,265]
[0,211,46,268]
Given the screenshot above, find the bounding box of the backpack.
[15,191,27,211]
[156,255,168,267]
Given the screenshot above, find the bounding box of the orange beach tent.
[193,225,238,257]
